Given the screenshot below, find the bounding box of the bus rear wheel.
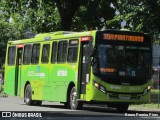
[24,84,42,106]
[24,84,34,105]
[66,86,83,110]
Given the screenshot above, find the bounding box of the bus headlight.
[93,81,107,94]
[94,82,99,88]
[148,85,151,91]
[99,85,106,93]
[143,85,151,96]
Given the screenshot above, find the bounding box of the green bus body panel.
[4,66,16,95]
[20,63,78,102]
[4,30,151,104]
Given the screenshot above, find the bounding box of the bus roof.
[7,31,95,45]
[7,29,148,45]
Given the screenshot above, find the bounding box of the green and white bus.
[4,30,152,111]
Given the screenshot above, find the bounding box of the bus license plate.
[119,95,130,100]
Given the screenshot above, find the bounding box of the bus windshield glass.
[96,45,150,78]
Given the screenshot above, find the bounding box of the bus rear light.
[80,36,91,42]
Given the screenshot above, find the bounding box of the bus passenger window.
[8,46,16,65]
[51,42,57,63]
[67,47,78,62]
[57,41,68,63]
[41,44,50,63]
[31,44,40,64]
[23,44,32,64]
[63,42,68,62]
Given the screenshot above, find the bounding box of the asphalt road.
[0,96,160,120]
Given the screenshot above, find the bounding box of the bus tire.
[24,84,34,105]
[116,104,129,112]
[68,86,83,110]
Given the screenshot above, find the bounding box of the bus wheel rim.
[71,90,77,108]
[25,87,30,103]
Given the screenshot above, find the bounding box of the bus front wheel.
[66,86,83,110]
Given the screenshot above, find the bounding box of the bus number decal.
[57,70,67,77]
[27,71,45,78]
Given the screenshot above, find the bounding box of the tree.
[0,0,117,67]
[0,18,24,67]
[72,0,116,31]
[108,0,160,33]
[54,0,83,31]
[0,0,117,32]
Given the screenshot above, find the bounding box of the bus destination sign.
[103,33,144,42]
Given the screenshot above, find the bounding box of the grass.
[151,89,160,94]
[129,103,160,111]
[129,89,160,111]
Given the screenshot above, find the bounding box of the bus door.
[79,39,92,95]
[15,45,23,96]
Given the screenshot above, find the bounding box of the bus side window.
[63,41,68,62]
[41,44,50,63]
[23,44,32,64]
[8,46,16,65]
[51,42,57,63]
[57,41,68,63]
[67,39,79,63]
[67,47,78,63]
[31,44,40,64]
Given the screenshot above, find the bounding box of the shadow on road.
[20,103,160,117]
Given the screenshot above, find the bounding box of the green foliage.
[72,0,116,31]
[0,0,61,33]
[108,0,160,33]
[0,0,117,32]
[0,14,25,67]
[0,0,117,67]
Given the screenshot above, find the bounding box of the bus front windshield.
[95,44,150,78]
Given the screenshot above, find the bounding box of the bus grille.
[109,93,141,100]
